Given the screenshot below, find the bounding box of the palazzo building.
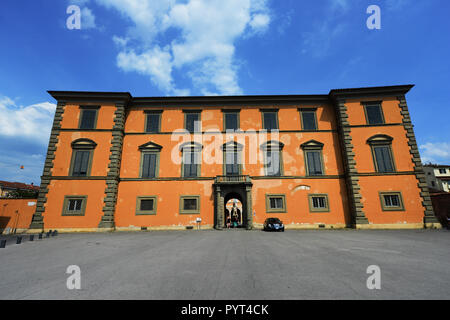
[28,85,441,232]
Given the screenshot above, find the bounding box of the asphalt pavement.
[0,229,449,299]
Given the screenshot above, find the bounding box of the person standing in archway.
[231,203,239,228]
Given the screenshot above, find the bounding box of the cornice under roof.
[47,84,415,106]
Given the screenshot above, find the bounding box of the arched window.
[222,141,243,176]
[138,141,162,178]
[180,142,203,178]
[301,140,325,176]
[69,139,97,177]
[367,135,395,173]
[260,140,284,176]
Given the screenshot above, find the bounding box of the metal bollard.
[30,235,34,241]
[16,236,22,244]
[0,240,6,248]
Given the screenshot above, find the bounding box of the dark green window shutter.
[302,112,317,130]
[225,152,239,175]
[225,113,238,130]
[80,110,97,129]
[73,150,90,176]
[263,113,278,130]
[266,151,280,176]
[307,151,323,175]
[142,153,157,178]
[374,146,394,172]
[366,105,384,125]
[146,114,160,133]
[186,113,199,133]
[184,151,198,177]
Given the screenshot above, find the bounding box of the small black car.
[263,218,285,232]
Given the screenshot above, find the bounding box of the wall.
[0,199,37,233]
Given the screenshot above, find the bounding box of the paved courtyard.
[0,229,449,299]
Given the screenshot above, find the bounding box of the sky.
[0,0,449,185]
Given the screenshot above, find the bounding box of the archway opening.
[224,192,244,229]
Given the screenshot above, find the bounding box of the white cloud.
[94,0,271,95]
[0,96,56,145]
[420,142,450,164]
[117,46,183,95]
[81,7,97,29]
[68,0,97,30]
[249,14,270,33]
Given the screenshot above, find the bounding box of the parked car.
[263,218,285,232]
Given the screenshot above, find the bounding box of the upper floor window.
[261,140,284,176]
[367,135,395,173]
[222,141,243,176]
[79,106,99,129]
[223,110,240,131]
[69,139,97,177]
[184,110,201,133]
[145,111,162,133]
[363,102,385,125]
[180,142,202,178]
[139,141,162,178]
[261,109,279,131]
[299,108,318,130]
[439,168,447,174]
[301,140,324,176]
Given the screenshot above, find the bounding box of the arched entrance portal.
[213,176,253,230]
[224,194,243,228]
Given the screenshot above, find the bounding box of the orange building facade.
[28,85,441,232]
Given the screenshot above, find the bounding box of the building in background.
[0,181,39,198]
[423,165,450,193]
[28,85,441,232]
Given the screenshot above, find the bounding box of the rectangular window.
[306,151,323,176]
[145,113,161,133]
[265,194,287,213]
[439,169,446,174]
[71,150,91,176]
[225,151,240,176]
[308,194,329,212]
[364,104,385,125]
[136,196,157,215]
[265,150,281,176]
[301,111,317,130]
[185,112,201,133]
[379,192,404,211]
[141,153,158,178]
[62,196,87,216]
[262,112,278,130]
[224,112,239,131]
[373,145,395,173]
[180,196,200,214]
[183,151,199,178]
[79,108,98,129]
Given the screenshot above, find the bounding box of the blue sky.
[0,0,449,185]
